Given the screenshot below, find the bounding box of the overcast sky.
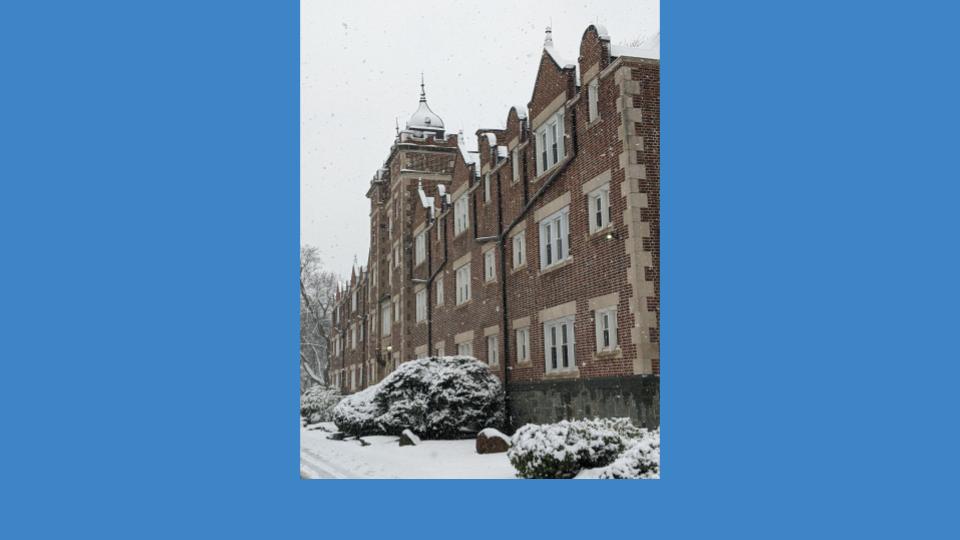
[301,0,659,279]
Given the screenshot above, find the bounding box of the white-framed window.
[435,342,445,357]
[381,303,392,336]
[595,307,618,352]
[511,147,520,182]
[539,207,570,270]
[456,263,471,304]
[436,276,444,306]
[512,231,526,269]
[544,316,576,373]
[484,174,491,203]
[457,341,473,358]
[351,290,357,312]
[351,325,357,350]
[416,289,427,323]
[484,250,496,282]
[487,335,499,367]
[394,244,400,268]
[588,78,599,122]
[516,327,530,363]
[415,231,426,264]
[454,195,469,235]
[387,213,393,236]
[393,298,400,322]
[437,221,443,242]
[535,110,565,175]
[588,184,611,233]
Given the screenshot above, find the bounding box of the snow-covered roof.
[497,145,508,159]
[512,105,528,119]
[611,32,660,60]
[481,132,497,147]
[542,26,576,69]
[594,24,610,40]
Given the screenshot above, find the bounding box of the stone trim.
[588,292,619,311]
[507,136,520,150]
[483,325,499,337]
[539,300,577,323]
[615,62,657,375]
[481,241,497,254]
[531,92,567,131]
[533,191,571,222]
[453,251,472,269]
[455,330,474,344]
[413,221,426,236]
[414,283,425,293]
[451,182,468,200]
[581,169,612,195]
[414,344,427,357]
[582,62,600,85]
[510,219,528,236]
[511,316,531,330]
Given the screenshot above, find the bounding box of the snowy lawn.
[301,423,518,479]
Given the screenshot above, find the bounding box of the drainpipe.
[493,105,578,432]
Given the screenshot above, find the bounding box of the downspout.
[495,105,579,431]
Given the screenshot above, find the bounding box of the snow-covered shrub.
[332,384,383,436]
[299,384,342,423]
[332,356,505,438]
[595,429,660,479]
[375,356,504,438]
[508,418,632,479]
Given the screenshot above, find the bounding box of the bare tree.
[300,245,339,393]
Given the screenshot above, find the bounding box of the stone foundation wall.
[507,374,659,430]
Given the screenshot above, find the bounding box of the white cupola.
[405,74,445,136]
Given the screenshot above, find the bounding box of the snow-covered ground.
[300,423,518,479]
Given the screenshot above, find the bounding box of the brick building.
[326,25,660,429]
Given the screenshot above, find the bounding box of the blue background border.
[3,1,958,538]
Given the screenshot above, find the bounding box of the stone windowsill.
[587,225,614,240]
[532,161,563,183]
[509,263,527,275]
[594,348,623,361]
[544,368,581,380]
[540,257,574,276]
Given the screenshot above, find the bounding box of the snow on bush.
[332,356,505,438]
[595,429,660,479]
[332,384,383,436]
[508,418,632,479]
[299,384,342,423]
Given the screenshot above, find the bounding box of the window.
[484,174,491,203]
[511,148,520,182]
[456,263,471,304]
[435,343,445,357]
[393,298,399,322]
[512,231,526,269]
[416,289,427,323]
[437,221,443,242]
[454,195,469,235]
[516,327,530,363]
[381,303,392,336]
[487,335,499,367]
[436,276,444,306]
[588,184,611,233]
[484,250,496,282]
[535,110,565,175]
[351,325,356,350]
[387,214,393,236]
[539,207,570,270]
[457,341,473,358]
[394,244,400,268]
[595,308,618,352]
[588,78,599,122]
[351,290,357,312]
[350,367,355,389]
[415,232,426,264]
[544,316,576,373]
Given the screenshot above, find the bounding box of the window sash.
[487,336,498,366]
[539,208,569,269]
[516,328,529,362]
[436,278,444,306]
[588,79,599,121]
[544,317,575,372]
[595,308,618,351]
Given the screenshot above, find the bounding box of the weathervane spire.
[420,72,427,102]
[544,25,553,48]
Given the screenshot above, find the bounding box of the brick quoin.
[324,25,659,428]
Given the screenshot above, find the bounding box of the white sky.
[301,0,659,279]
